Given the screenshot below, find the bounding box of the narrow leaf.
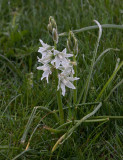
[82,20,102,103]
[104,79,123,101]
[94,48,119,67]
[96,61,123,101]
[59,24,123,37]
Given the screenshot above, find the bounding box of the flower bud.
[74,38,78,54]
[67,31,78,55]
[48,16,58,43]
[49,16,57,29]
[47,23,52,35]
[52,28,58,44]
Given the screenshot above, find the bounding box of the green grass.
[0,0,123,159]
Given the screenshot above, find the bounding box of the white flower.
[58,72,79,96]
[58,60,75,75]
[38,39,54,58]
[37,64,52,83]
[51,48,73,68]
[37,50,54,64]
[37,39,79,92]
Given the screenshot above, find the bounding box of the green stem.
[43,126,65,133]
[77,102,100,106]
[44,118,109,134]
[56,118,108,130]
[96,61,123,101]
[54,69,64,124]
[54,42,64,125]
[73,54,77,104]
[92,116,123,119]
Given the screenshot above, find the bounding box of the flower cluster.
[37,39,79,96]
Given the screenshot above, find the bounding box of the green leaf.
[96,61,123,101]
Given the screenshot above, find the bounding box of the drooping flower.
[38,39,54,58]
[51,48,73,68]
[37,39,79,95]
[37,64,52,83]
[37,50,54,64]
[58,71,79,96]
[59,60,75,75]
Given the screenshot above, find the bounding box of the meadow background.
[0,0,123,159]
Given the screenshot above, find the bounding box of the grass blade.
[1,94,21,117]
[59,24,123,36]
[92,116,123,119]
[21,107,37,144]
[104,79,123,101]
[82,20,102,103]
[12,149,31,160]
[96,61,123,101]
[94,48,119,67]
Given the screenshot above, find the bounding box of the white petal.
[65,54,73,57]
[39,39,44,46]
[55,57,60,68]
[54,50,59,56]
[39,39,48,48]
[61,83,66,96]
[42,70,49,78]
[46,76,49,83]
[39,39,51,50]
[57,84,60,90]
[38,47,45,53]
[63,79,76,89]
[37,66,44,70]
[58,54,63,59]
[62,48,66,54]
[61,59,70,68]
[51,59,55,65]
[67,77,80,81]
[57,75,61,90]
[39,54,52,64]
[41,70,51,83]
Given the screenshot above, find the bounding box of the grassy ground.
[0,0,123,159]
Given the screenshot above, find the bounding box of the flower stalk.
[54,69,64,124]
[73,54,77,105]
[67,31,78,105]
[37,17,79,124]
[54,42,64,125]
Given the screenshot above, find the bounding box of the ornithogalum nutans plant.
[37,16,79,124]
[21,16,123,155]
